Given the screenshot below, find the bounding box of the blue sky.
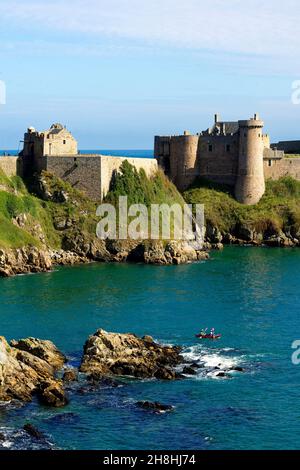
[0,0,300,149]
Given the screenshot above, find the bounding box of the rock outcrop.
[0,336,67,407]
[0,247,52,277]
[205,220,300,249]
[80,329,183,380]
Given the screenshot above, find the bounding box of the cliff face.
[184,177,300,248]
[0,167,208,277]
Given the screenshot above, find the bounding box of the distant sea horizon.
[0,150,154,158]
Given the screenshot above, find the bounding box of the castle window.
[47,134,50,139]
[208,144,213,152]
[226,144,231,152]
[63,140,66,144]
[268,160,272,167]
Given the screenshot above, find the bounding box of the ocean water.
[0,150,154,158]
[0,247,300,450]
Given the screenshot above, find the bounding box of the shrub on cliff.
[105,160,184,207]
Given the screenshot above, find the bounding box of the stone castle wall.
[100,156,158,197]
[43,155,103,200]
[271,141,300,154]
[264,157,300,180]
[0,157,21,177]
[198,134,239,186]
[40,154,157,200]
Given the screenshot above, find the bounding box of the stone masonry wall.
[264,157,300,180]
[100,156,158,197]
[198,135,239,186]
[45,155,102,200]
[0,157,21,177]
[42,155,158,201]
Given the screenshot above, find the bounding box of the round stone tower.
[235,115,265,205]
[170,132,199,191]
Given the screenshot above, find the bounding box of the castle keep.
[155,114,300,205]
[17,123,157,200]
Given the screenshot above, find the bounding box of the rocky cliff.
[0,337,67,407]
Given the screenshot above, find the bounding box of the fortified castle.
[155,114,300,204]
[0,123,157,200]
[1,116,300,205]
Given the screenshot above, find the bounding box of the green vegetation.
[1,160,300,251]
[0,169,97,249]
[105,160,184,207]
[104,161,185,240]
[183,176,300,235]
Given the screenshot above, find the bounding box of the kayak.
[195,333,221,340]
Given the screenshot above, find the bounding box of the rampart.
[38,154,157,200]
[0,156,22,177]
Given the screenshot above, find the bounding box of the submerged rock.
[0,336,67,407]
[136,401,174,413]
[23,423,44,440]
[182,366,198,375]
[80,329,183,380]
[62,368,78,383]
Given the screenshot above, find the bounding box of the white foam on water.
[181,344,247,380]
[1,440,13,448]
[183,344,242,367]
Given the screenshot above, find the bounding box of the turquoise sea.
[0,247,300,450]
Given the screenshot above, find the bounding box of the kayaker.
[200,328,207,336]
[210,328,215,338]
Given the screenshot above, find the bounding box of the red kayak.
[195,333,221,340]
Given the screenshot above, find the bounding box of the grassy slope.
[183,177,300,235]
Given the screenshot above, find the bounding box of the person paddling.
[210,328,215,338]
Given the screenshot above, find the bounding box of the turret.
[235,114,265,205]
[169,133,199,191]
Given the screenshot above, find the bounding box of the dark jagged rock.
[182,366,198,375]
[63,368,78,383]
[231,366,244,372]
[136,401,174,413]
[23,423,44,440]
